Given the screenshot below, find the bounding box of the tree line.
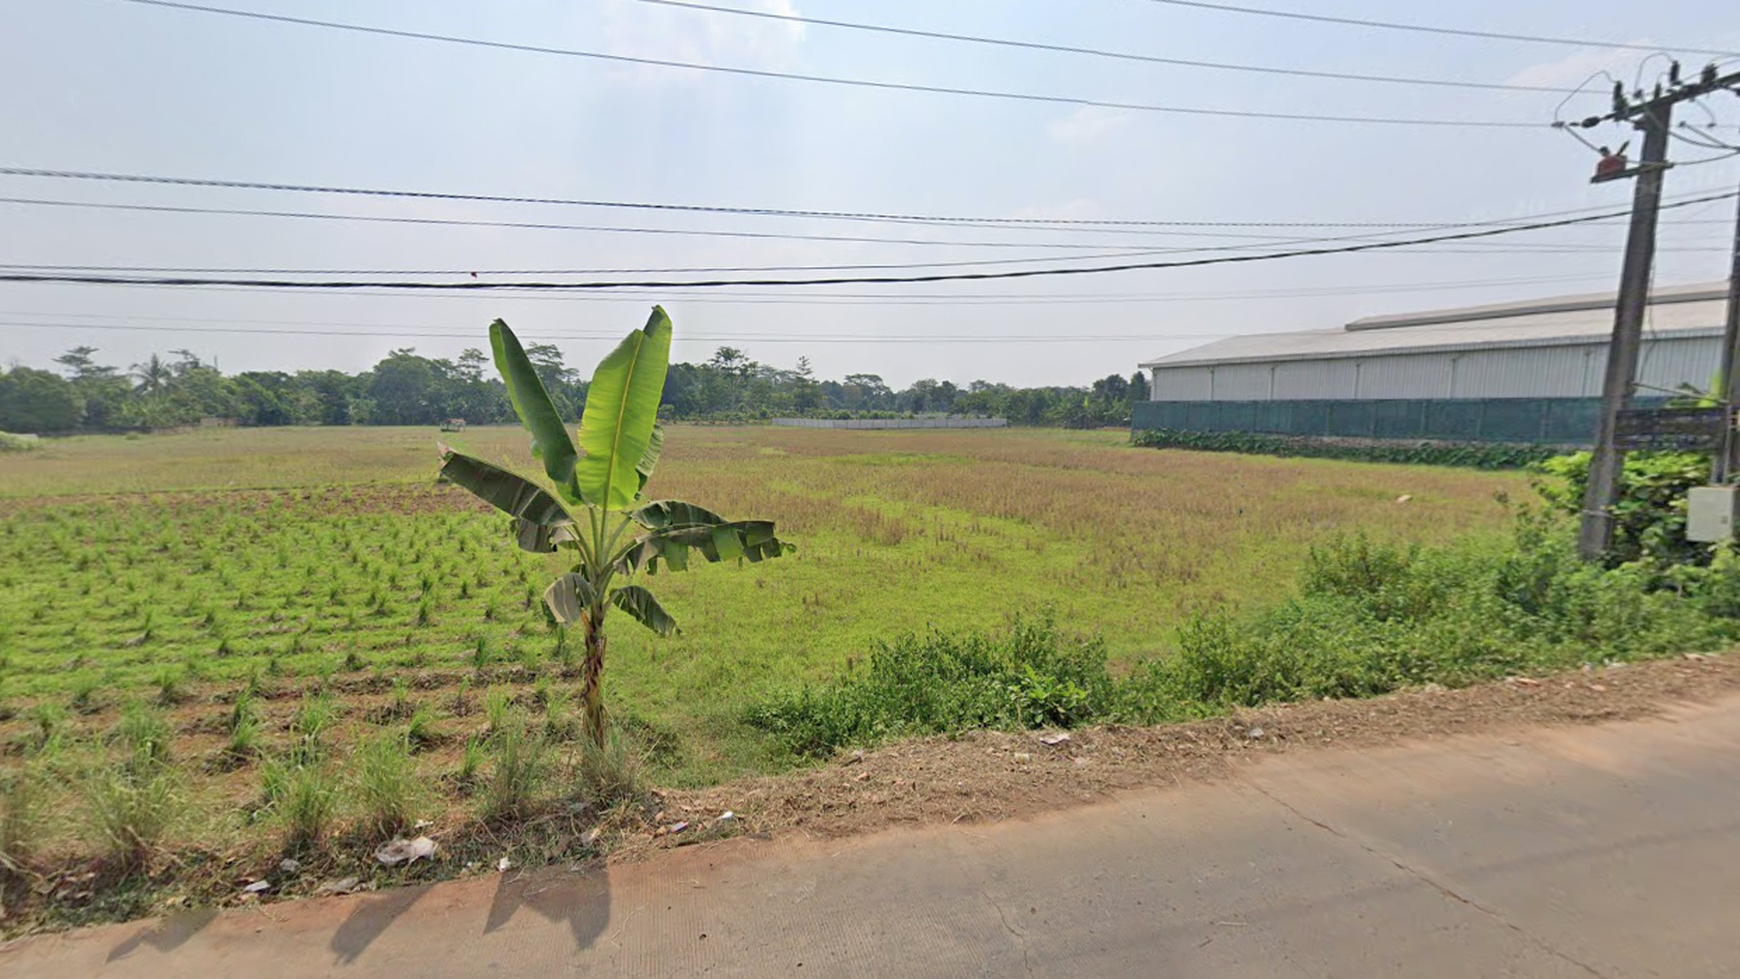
[0,344,1149,434]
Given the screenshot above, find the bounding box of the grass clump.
[350,732,419,839]
[85,745,180,870]
[288,691,338,765]
[572,731,643,809]
[1,767,42,874]
[481,722,546,823]
[112,701,174,768]
[264,760,340,850]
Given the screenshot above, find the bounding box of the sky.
[2,0,1739,388]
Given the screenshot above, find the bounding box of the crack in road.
[981,890,1034,979]
[1243,779,1614,979]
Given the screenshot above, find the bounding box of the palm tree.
[130,354,172,394]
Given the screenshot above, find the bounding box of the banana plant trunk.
[581,605,608,748]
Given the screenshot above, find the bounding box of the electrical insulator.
[1669,62,1682,87]
[1612,81,1627,114]
[1594,147,1628,181]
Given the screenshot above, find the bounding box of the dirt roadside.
[7,651,1737,938]
[641,651,1740,850]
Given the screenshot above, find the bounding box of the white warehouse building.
[1134,282,1730,444]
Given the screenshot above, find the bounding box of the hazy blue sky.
[3,0,1738,387]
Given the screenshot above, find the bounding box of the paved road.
[9,696,1740,978]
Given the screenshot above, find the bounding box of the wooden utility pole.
[1575,65,1740,560]
[1716,181,1740,483]
[1578,106,1673,560]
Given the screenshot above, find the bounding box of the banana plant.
[438,308,793,747]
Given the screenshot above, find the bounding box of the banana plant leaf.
[543,573,600,626]
[439,450,572,531]
[611,585,679,637]
[618,519,794,574]
[491,319,580,502]
[511,517,579,554]
[575,307,672,511]
[636,424,665,497]
[630,499,727,531]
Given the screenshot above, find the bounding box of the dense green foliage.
[744,614,1116,756]
[2,344,1147,433]
[748,514,1740,757]
[1130,428,1562,469]
[1532,450,1709,566]
[0,368,84,435]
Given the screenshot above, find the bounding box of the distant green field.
[0,425,1528,783]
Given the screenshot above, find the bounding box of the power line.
[0,197,1194,252]
[1140,0,1740,57]
[14,195,1716,269]
[8,165,1731,234]
[7,236,1720,277]
[0,274,1629,319]
[635,0,1583,94]
[114,0,1543,128]
[0,319,1248,342]
[4,190,1733,291]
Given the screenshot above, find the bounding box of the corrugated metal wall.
[1638,335,1722,395]
[1149,336,1717,402]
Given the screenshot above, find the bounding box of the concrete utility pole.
[1578,107,1673,560]
[1574,65,1740,561]
[1717,181,1740,483]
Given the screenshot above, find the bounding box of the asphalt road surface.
[8,695,1740,978]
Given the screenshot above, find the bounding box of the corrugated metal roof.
[1141,281,1730,370]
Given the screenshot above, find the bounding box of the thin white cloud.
[1047,106,1129,144]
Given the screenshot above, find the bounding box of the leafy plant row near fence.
[1130,428,1563,469]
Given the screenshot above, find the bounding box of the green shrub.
[749,515,1740,757]
[1533,451,1708,566]
[745,613,1115,757]
[1130,428,1558,469]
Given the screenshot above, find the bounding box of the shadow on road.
[483,866,611,951]
[323,868,611,966]
[330,884,432,965]
[106,908,220,963]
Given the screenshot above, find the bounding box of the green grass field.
[0,425,1529,784]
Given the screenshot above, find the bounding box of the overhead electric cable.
[2,190,1732,291]
[1139,0,1740,57]
[4,165,1722,231]
[634,0,1583,94]
[111,0,1545,128]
